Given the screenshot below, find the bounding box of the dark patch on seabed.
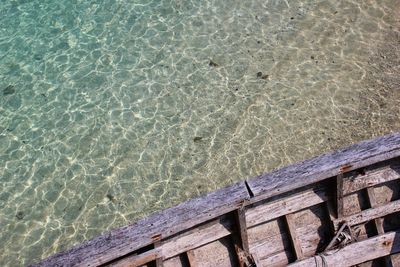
[3,85,15,95]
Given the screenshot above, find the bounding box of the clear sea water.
[0,0,399,265]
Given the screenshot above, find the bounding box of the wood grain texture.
[334,198,400,229]
[366,187,385,234]
[31,182,249,267]
[366,187,393,267]
[109,248,162,267]
[234,207,250,253]
[247,132,400,201]
[343,161,400,195]
[161,216,233,259]
[285,214,304,260]
[336,174,344,218]
[246,186,328,227]
[289,231,400,267]
[186,250,197,267]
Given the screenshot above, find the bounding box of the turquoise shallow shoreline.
[0,0,399,266]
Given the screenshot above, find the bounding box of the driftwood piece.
[289,231,400,267]
[247,132,400,201]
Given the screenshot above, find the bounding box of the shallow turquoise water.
[0,0,399,266]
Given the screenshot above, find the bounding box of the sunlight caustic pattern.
[0,0,399,265]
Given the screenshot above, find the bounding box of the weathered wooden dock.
[31,132,400,267]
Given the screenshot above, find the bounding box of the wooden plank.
[246,186,328,227]
[366,187,393,267]
[186,250,197,267]
[288,231,400,267]
[336,173,344,218]
[162,216,233,259]
[367,187,385,234]
[342,191,363,217]
[343,162,400,195]
[234,206,250,252]
[30,181,250,267]
[256,250,292,266]
[333,198,400,229]
[248,219,290,258]
[294,204,332,257]
[109,248,162,267]
[154,240,163,267]
[190,237,238,267]
[285,214,304,260]
[163,256,184,267]
[247,132,400,201]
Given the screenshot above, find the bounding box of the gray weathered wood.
[343,162,400,195]
[285,213,304,260]
[154,240,164,267]
[247,132,400,201]
[31,182,249,267]
[333,198,400,229]
[336,173,344,218]
[186,250,197,267]
[367,187,385,234]
[235,206,250,253]
[109,248,162,267]
[162,216,233,259]
[289,231,400,267]
[366,187,393,267]
[246,186,328,227]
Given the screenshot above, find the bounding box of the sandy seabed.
[0,0,399,265]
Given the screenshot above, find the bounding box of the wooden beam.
[162,216,233,260]
[186,250,197,267]
[108,248,162,267]
[343,162,400,195]
[333,198,400,229]
[366,187,393,267]
[325,201,336,235]
[284,214,304,260]
[234,206,250,253]
[247,132,400,202]
[336,173,344,219]
[366,187,385,234]
[154,240,163,267]
[289,231,400,267]
[246,186,328,227]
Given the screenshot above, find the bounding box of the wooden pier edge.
[30,132,400,267]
